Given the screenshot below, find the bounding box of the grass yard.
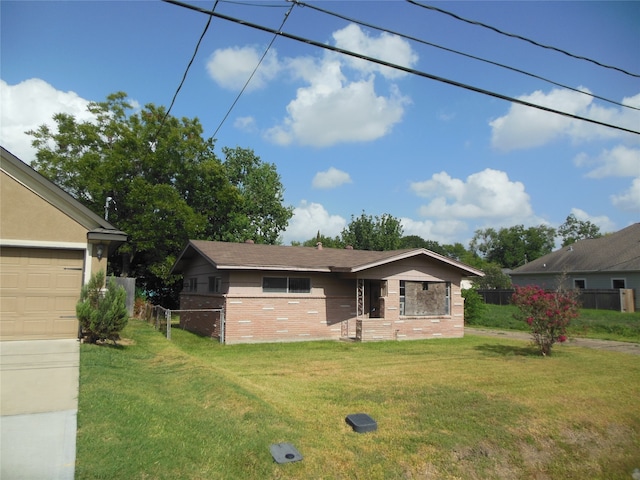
[470,304,640,343]
[76,320,640,480]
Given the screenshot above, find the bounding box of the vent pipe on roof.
[316,242,323,250]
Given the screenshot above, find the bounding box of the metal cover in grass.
[270,443,303,464]
[345,413,377,433]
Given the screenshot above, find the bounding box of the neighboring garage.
[1,247,84,340]
[0,146,127,479]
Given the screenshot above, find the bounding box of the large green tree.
[221,147,293,244]
[469,224,556,269]
[29,92,292,306]
[558,213,602,247]
[341,212,403,251]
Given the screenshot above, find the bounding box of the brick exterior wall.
[179,279,465,344]
[224,295,356,344]
[178,260,467,344]
[357,279,464,341]
[179,294,225,339]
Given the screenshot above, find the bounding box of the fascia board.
[349,249,485,277]
[215,264,331,272]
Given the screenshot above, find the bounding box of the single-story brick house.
[510,223,640,312]
[170,240,484,344]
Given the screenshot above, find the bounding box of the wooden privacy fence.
[476,288,635,312]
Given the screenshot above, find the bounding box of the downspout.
[220,305,225,344]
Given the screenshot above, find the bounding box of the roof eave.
[215,265,331,273]
[1,146,124,233]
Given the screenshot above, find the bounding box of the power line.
[163,0,640,137]
[152,1,218,144]
[219,0,290,7]
[212,2,294,138]
[293,0,638,111]
[407,0,640,79]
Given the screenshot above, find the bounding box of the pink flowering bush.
[511,285,580,356]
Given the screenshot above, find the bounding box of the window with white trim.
[612,278,626,289]
[574,279,586,289]
[263,277,311,293]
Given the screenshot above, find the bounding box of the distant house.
[0,146,127,479]
[170,240,484,344]
[510,223,640,312]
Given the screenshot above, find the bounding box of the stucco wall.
[1,171,88,244]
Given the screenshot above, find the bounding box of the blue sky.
[2,0,639,246]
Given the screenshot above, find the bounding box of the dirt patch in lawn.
[466,328,640,355]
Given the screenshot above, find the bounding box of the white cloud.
[400,218,469,245]
[234,116,256,132]
[574,145,640,178]
[281,201,346,244]
[206,46,281,91]
[611,178,640,213]
[410,169,534,224]
[312,167,352,189]
[490,88,640,152]
[0,78,93,162]
[265,71,409,147]
[331,24,418,79]
[208,25,417,148]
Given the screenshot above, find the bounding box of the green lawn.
[469,304,640,342]
[76,320,640,479]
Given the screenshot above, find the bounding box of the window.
[288,277,311,293]
[263,277,311,293]
[612,279,626,289]
[574,279,586,289]
[208,276,222,293]
[399,280,450,316]
[187,278,197,292]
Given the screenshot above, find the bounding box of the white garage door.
[0,247,84,340]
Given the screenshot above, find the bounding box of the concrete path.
[466,327,640,355]
[1,339,79,480]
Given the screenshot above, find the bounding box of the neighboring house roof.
[510,223,640,275]
[171,240,485,277]
[1,146,127,246]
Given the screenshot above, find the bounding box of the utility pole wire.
[407,0,640,79]
[212,3,294,138]
[293,0,638,111]
[163,0,640,136]
[152,1,218,144]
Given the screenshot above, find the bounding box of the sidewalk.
[466,327,640,355]
[1,339,79,480]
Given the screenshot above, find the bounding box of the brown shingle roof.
[511,223,640,275]
[171,240,484,276]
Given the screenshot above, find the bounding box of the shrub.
[511,285,579,356]
[462,288,486,325]
[77,270,128,344]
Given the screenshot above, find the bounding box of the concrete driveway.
[466,327,640,355]
[1,339,79,480]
